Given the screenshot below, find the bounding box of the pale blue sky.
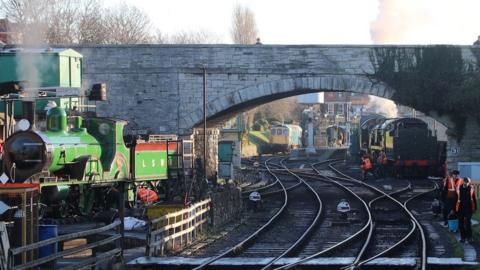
[105,0,480,45]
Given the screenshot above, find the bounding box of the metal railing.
[146,199,211,256]
[8,220,122,270]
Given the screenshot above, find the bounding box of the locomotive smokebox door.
[89,83,107,101]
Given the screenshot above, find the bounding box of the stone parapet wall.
[209,187,242,229]
[447,117,480,169]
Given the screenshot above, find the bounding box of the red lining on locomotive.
[135,142,178,151]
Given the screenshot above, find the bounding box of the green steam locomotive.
[0,47,192,217]
[3,105,191,217]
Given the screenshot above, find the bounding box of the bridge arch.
[183,75,397,130]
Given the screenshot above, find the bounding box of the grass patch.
[249,131,270,144]
[248,131,271,154]
[447,232,465,258]
[472,200,480,243]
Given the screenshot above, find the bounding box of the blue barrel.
[448,219,458,232]
[38,225,58,257]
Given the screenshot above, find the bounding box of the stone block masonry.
[209,187,243,230]
[69,44,480,169]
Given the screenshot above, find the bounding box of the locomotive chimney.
[22,101,36,130]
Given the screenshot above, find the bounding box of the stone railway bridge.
[72,45,480,168]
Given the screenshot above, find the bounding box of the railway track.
[190,154,441,270]
[272,159,436,270]
[193,157,324,270]
[327,161,437,270]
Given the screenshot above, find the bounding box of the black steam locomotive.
[356,116,446,178]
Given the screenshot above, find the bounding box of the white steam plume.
[366,95,397,118]
[370,0,430,44]
[16,7,48,100]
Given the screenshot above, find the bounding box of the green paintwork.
[218,141,234,162]
[0,48,82,88]
[134,150,168,179]
[83,117,130,180]
[46,107,67,132]
[45,124,103,177]
[39,107,130,182]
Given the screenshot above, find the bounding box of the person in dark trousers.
[441,171,455,227]
[376,151,387,178]
[456,177,477,243]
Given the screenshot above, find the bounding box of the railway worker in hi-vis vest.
[456,177,477,243]
[361,155,372,181]
[441,170,463,227]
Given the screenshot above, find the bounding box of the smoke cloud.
[370,0,431,44]
[16,20,48,100]
[366,95,398,118]
[370,0,480,45]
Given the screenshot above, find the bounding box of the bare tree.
[230,4,258,44]
[2,1,222,45]
[46,0,78,44]
[103,3,152,44]
[0,0,54,44]
[76,0,108,44]
[153,29,169,44]
[170,30,221,44]
[1,0,154,44]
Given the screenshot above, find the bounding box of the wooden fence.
[7,220,122,270]
[146,199,210,256]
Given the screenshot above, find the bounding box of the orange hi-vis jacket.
[444,177,456,199]
[137,187,159,204]
[455,177,464,191]
[361,158,372,171]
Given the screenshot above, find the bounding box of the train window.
[283,129,288,135]
[278,129,283,135]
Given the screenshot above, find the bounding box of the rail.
[8,220,122,270]
[327,161,433,270]
[146,198,211,256]
[272,160,373,270]
[191,157,288,270]
[275,159,421,270]
[259,158,323,270]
